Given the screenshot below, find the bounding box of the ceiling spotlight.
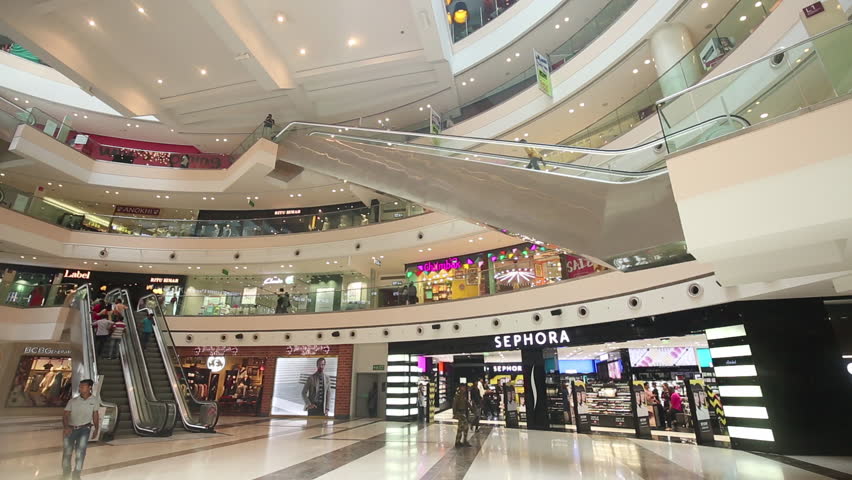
[462,81,466,86]
[514,137,520,141]
[555,24,560,29]
[138,7,145,14]
[73,113,78,117]
[385,117,389,122]
[223,138,228,142]
[426,104,431,108]
[739,15,747,21]
[13,97,18,101]
[569,109,575,113]
[88,19,96,27]
[289,264,293,267]
[134,124,139,128]
[523,133,528,137]
[297,194,302,197]
[200,68,207,75]
[156,195,161,198]
[170,129,174,132]
[105,190,110,194]
[564,17,570,22]
[165,195,170,199]
[701,2,709,8]
[632,68,639,74]
[506,57,512,62]
[202,196,207,200]
[216,138,220,142]
[126,123,131,127]
[347,37,358,47]
[469,77,475,82]
[759,113,769,119]
[579,102,585,107]
[755,1,762,6]
[514,52,520,57]
[299,48,306,55]
[83,115,88,119]
[644,59,651,65]
[277,14,286,23]
[210,197,215,200]
[157,79,163,84]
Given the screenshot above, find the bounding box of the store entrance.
[410,333,729,446]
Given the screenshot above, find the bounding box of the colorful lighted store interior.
[403,243,598,303]
[178,354,266,416]
[181,272,370,315]
[411,335,728,441]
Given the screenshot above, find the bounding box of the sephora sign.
[494,329,571,350]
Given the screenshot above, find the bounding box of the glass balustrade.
[657,21,852,154]
[0,282,79,308]
[551,0,769,165]
[0,181,427,238]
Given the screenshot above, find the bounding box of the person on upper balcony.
[519,139,545,170]
[263,114,276,140]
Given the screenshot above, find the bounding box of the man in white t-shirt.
[93,317,113,358]
[63,379,99,479]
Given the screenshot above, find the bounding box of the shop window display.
[6,356,72,407]
[179,356,265,415]
[271,357,338,416]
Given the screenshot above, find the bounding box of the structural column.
[650,23,702,97]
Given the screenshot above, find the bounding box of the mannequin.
[321,217,331,231]
[223,224,232,237]
[360,213,369,226]
[212,224,221,237]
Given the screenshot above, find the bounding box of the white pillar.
[650,23,702,97]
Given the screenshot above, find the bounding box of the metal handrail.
[140,293,219,432]
[657,20,852,105]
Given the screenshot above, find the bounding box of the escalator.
[269,23,852,265]
[100,289,177,437]
[136,293,219,432]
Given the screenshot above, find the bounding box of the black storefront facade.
[388,298,852,455]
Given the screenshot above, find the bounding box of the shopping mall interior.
[1,0,851,478]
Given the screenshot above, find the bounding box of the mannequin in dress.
[360,214,369,226]
[321,217,331,231]
[212,224,221,237]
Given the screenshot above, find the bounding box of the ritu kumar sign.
[494,329,571,350]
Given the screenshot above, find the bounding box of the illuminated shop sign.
[150,277,180,284]
[494,329,571,350]
[263,276,283,285]
[207,356,226,373]
[114,205,161,216]
[284,345,331,356]
[193,346,239,356]
[488,364,523,373]
[64,270,91,279]
[417,257,461,273]
[23,346,73,356]
[274,209,302,216]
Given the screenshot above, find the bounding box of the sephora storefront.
[388,299,852,455]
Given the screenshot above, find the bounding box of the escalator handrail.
[108,289,177,436]
[140,293,219,432]
[281,114,749,180]
[273,114,749,164]
[657,20,852,106]
[74,285,119,438]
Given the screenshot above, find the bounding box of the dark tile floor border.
[751,452,852,480]
[34,418,359,480]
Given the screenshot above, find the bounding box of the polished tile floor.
[0,416,849,479]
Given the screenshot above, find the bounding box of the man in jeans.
[62,379,99,479]
[301,357,330,416]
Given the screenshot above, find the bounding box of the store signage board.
[263,276,284,285]
[417,257,461,273]
[494,329,570,350]
[150,277,180,284]
[533,49,553,97]
[193,346,239,356]
[23,346,72,356]
[114,205,161,216]
[64,270,91,280]
[274,209,302,216]
[207,356,226,373]
[488,364,523,373]
[803,1,824,17]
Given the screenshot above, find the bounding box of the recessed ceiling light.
[514,137,520,141]
[759,113,769,119]
[579,102,585,107]
[299,48,306,55]
[202,196,207,200]
[138,7,145,14]
[188,266,193,270]
[157,79,163,84]
[210,197,215,200]
[739,15,747,21]
[288,264,293,267]
[506,57,512,62]
[523,133,528,137]
[13,97,18,101]
[254,196,259,200]
[289,194,294,198]
[347,37,358,47]
[469,77,475,82]
[564,17,570,22]
[462,81,466,86]
[277,14,286,23]
[632,68,639,74]
[170,128,174,132]
[569,108,574,113]
[754,1,762,6]
[426,104,431,108]
[755,101,760,105]
[105,190,110,194]
[200,68,207,75]
[297,193,302,197]
[701,2,709,8]
[24,100,28,103]
[747,109,752,113]
[83,115,88,119]
[58,183,62,187]
[88,19,96,27]
[223,138,228,142]
[73,113,78,117]
[165,195,170,199]
[156,195,161,198]
[555,24,560,29]
[134,124,139,128]
[332,189,336,193]
[418,249,424,253]
[126,123,131,127]
[93,262,98,265]
[216,138,220,142]
[644,59,651,65]
[478,237,483,240]
[385,117,389,122]
[48,182,53,186]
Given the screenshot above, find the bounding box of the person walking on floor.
[453,384,472,447]
[276,291,291,314]
[406,282,418,305]
[62,379,99,479]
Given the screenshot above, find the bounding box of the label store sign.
[64,270,91,279]
[494,329,571,349]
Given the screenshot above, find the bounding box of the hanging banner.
[533,49,553,97]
